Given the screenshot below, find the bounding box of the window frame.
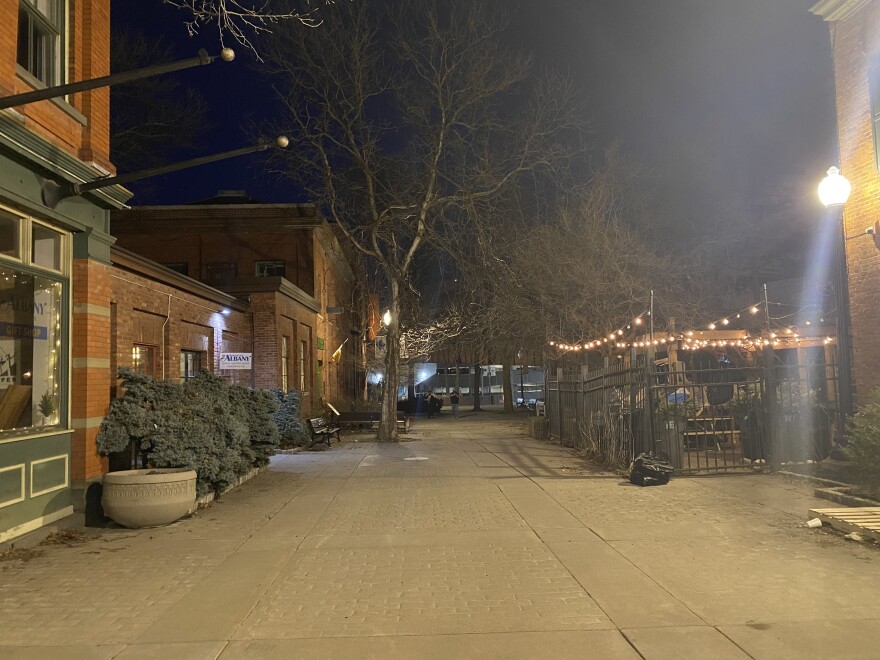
[0,206,71,441]
[299,339,307,392]
[131,343,159,377]
[180,349,204,382]
[255,260,286,278]
[17,0,66,88]
[281,335,289,392]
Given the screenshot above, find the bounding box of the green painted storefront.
[0,113,127,543]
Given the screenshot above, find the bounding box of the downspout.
[161,293,171,380]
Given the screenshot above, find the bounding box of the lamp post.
[818,166,854,439]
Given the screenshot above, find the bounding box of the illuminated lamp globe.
[383,310,392,326]
[818,166,851,208]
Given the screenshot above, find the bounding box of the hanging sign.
[220,352,253,370]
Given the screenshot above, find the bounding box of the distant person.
[450,390,460,418]
[427,392,441,418]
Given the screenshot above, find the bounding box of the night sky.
[111,0,837,212]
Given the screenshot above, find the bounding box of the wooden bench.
[335,411,410,433]
[306,417,340,448]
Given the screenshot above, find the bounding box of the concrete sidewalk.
[1,412,878,659]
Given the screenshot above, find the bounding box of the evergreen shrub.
[846,388,880,498]
[269,388,310,447]
[97,368,281,496]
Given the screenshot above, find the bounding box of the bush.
[846,388,880,497]
[269,388,310,447]
[97,368,281,496]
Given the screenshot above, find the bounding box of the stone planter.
[102,468,197,529]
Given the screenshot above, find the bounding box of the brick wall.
[71,258,111,482]
[111,205,362,411]
[109,266,252,386]
[0,0,112,170]
[830,5,880,402]
[112,206,319,294]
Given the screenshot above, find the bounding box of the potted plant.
[38,391,55,426]
[96,369,279,528]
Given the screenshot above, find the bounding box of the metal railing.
[547,357,841,474]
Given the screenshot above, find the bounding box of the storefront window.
[32,223,62,271]
[0,212,20,259]
[0,266,63,432]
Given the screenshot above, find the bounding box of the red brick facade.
[111,199,362,414]
[817,0,880,402]
[0,0,112,170]
[71,258,111,482]
[109,248,252,388]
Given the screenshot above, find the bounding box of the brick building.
[111,192,363,416]
[0,0,130,542]
[812,0,880,402]
[0,2,363,544]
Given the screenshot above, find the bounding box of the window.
[281,335,289,391]
[180,350,203,382]
[132,344,158,377]
[0,209,68,436]
[0,212,20,260]
[163,262,189,276]
[299,340,307,391]
[255,260,285,278]
[32,223,62,271]
[871,55,880,171]
[206,262,236,284]
[0,267,64,433]
[17,0,64,87]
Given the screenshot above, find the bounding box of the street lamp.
[382,310,392,326]
[818,166,854,435]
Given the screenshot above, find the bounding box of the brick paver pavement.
[1,411,878,659]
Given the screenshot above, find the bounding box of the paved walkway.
[1,412,879,659]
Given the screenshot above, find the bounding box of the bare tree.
[164,0,338,56]
[264,0,580,440]
[449,149,704,386]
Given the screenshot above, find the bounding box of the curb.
[195,466,264,508]
[777,471,880,508]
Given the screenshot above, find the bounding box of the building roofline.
[220,277,321,313]
[126,203,318,212]
[810,0,872,22]
[0,111,131,210]
[110,246,249,311]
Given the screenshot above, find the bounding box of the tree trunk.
[502,361,514,412]
[472,363,482,411]
[378,284,401,442]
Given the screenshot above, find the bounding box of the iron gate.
[546,359,841,474]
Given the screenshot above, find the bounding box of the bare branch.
[164,0,340,58]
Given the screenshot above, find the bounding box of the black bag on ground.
[628,452,673,486]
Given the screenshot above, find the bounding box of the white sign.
[375,336,387,360]
[220,353,253,370]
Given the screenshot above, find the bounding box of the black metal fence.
[546,357,841,474]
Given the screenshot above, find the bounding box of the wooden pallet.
[808,507,880,542]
